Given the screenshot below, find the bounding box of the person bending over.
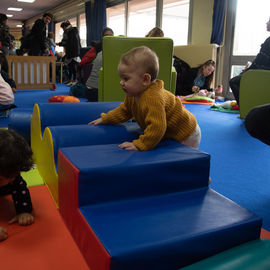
[90,46,201,151]
[0,130,35,241]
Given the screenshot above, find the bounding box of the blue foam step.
[60,140,210,206]
[38,101,121,133]
[49,122,142,170]
[80,187,261,270]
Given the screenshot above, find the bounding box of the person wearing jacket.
[57,21,81,86]
[21,13,53,56]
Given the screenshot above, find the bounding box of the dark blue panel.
[60,140,210,206]
[79,188,261,270]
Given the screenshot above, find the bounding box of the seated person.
[85,50,102,102]
[245,103,270,146]
[79,27,114,68]
[176,60,215,96]
[0,72,15,118]
[89,46,201,151]
[229,17,270,106]
[0,50,16,92]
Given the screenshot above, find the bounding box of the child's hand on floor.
[9,213,34,226]
[119,142,138,151]
[0,226,8,241]
[89,118,103,125]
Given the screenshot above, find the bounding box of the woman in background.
[176,60,215,96]
[145,27,164,37]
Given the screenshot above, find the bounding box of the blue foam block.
[50,122,142,170]
[60,140,210,207]
[8,108,33,144]
[80,188,261,270]
[38,102,121,133]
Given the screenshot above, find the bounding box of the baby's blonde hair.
[120,46,159,82]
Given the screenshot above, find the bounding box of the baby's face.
[0,175,15,187]
[118,63,149,97]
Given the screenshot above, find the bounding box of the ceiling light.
[8,7,23,11]
[17,0,36,2]
[6,14,14,17]
[16,24,23,28]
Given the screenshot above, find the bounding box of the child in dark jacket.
[0,130,34,241]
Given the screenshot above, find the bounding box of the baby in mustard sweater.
[89,46,201,151]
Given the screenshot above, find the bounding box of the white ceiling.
[0,0,68,26]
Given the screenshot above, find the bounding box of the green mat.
[21,167,44,187]
[181,239,270,270]
[210,106,239,114]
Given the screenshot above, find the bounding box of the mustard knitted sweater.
[101,80,197,151]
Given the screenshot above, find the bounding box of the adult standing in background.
[22,13,53,56]
[57,21,81,86]
[0,14,11,55]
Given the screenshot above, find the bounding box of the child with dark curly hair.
[0,129,34,241]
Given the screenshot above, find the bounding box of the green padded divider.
[99,36,175,102]
[21,167,44,187]
[181,239,270,270]
[240,69,270,118]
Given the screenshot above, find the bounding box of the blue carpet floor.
[186,104,270,231]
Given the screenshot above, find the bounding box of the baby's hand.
[9,213,34,226]
[119,142,138,151]
[88,118,103,125]
[0,226,8,241]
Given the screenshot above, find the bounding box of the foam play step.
[38,122,141,206]
[58,141,261,270]
[59,141,210,207]
[79,188,261,270]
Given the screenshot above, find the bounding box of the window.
[162,0,189,45]
[107,3,126,36]
[106,0,189,43]
[127,0,156,37]
[79,13,87,47]
[233,0,270,56]
[55,21,64,53]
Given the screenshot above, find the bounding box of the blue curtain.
[85,1,92,46]
[48,21,54,34]
[90,0,107,42]
[210,0,226,45]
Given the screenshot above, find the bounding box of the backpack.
[69,83,86,98]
